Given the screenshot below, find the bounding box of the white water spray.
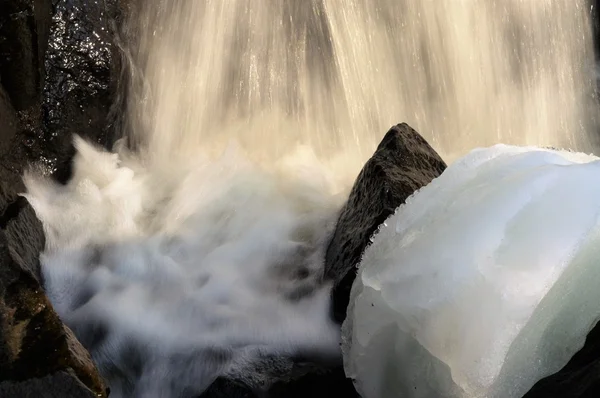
[24,1,599,397]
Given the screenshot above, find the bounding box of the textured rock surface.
[324,123,447,323]
[0,227,108,397]
[0,0,124,396]
[201,366,358,398]
[0,0,124,182]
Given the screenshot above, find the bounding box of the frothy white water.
[23,0,600,397]
[24,138,345,397]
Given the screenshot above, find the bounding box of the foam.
[24,136,346,397]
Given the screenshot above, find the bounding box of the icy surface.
[24,137,346,398]
[343,145,600,398]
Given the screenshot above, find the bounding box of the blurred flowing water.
[121,0,599,168]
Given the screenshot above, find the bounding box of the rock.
[0,227,108,397]
[0,0,126,393]
[0,85,17,155]
[197,347,358,398]
[324,123,447,324]
[0,0,49,112]
[41,0,124,165]
[0,0,125,183]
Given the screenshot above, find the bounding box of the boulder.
[324,123,448,324]
[0,0,125,183]
[0,189,108,397]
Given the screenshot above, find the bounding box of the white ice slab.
[343,145,600,398]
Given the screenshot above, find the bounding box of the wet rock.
[0,0,125,183]
[199,124,445,397]
[0,0,49,111]
[0,227,108,397]
[0,0,126,395]
[41,0,123,163]
[324,122,447,323]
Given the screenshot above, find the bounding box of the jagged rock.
[0,0,124,183]
[324,123,448,324]
[0,227,108,397]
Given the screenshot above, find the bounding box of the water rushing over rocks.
[1,1,600,397]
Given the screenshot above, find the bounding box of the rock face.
[0,0,125,396]
[0,228,107,397]
[0,0,125,182]
[324,123,448,324]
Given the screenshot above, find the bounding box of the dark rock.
[41,0,123,161]
[0,0,125,184]
[0,85,17,155]
[0,369,104,398]
[324,122,447,323]
[0,228,108,397]
[0,0,49,111]
[523,320,600,397]
[199,353,358,398]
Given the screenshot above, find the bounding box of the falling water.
[122,0,598,168]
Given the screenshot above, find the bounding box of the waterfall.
[122,0,597,167]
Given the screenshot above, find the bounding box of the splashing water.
[24,0,599,397]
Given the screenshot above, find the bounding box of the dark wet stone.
[0,369,103,398]
[41,0,121,163]
[0,229,108,397]
[0,0,126,394]
[0,0,49,111]
[324,122,447,323]
[0,86,17,155]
